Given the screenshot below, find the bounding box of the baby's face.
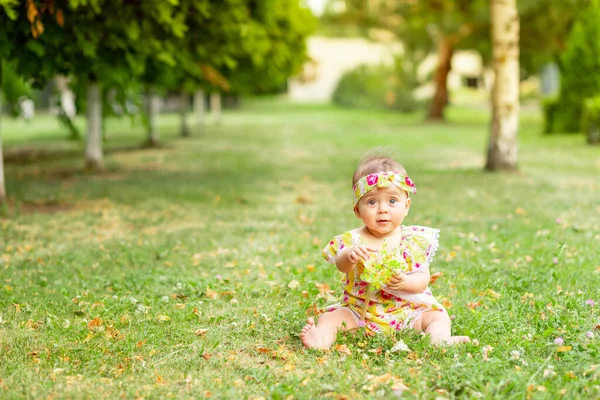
[354,186,411,238]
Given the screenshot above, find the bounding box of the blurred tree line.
[322,0,599,137]
[0,0,315,203]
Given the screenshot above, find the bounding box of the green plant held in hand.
[361,241,407,290]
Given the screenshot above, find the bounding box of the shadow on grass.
[4,140,173,165]
[1,198,76,217]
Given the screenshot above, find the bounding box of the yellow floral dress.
[322,225,445,335]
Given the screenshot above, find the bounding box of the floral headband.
[353,171,417,207]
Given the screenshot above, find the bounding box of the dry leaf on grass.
[335,344,352,356]
[87,317,103,330]
[429,271,443,284]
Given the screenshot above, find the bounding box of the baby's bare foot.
[300,317,332,350]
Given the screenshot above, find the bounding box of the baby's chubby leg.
[414,310,470,345]
[300,308,358,350]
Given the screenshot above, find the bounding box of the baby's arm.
[387,270,430,293]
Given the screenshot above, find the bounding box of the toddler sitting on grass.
[300,150,470,349]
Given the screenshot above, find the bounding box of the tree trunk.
[55,76,80,140]
[0,61,6,204]
[180,91,190,137]
[146,89,160,146]
[427,36,453,121]
[210,92,221,125]
[485,0,520,171]
[0,127,4,205]
[85,82,103,171]
[193,89,205,131]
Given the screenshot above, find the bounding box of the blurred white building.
[288,35,487,102]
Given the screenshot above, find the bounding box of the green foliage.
[542,97,561,134]
[518,0,588,75]
[0,60,32,116]
[0,0,18,19]
[225,0,316,94]
[1,1,186,89]
[552,1,600,133]
[332,63,420,112]
[581,96,600,144]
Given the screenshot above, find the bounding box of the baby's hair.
[352,147,407,186]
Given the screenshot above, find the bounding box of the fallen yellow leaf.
[315,283,332,295]
[194,329,209,336]
[87,317,103,330]
[429,272,443,284]
[335,344,352,356]
[155,371,167,385]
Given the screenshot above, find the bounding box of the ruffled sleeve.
[322,231,355,264]
[399,225,440,274]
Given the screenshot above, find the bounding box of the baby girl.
[300,150,470,349]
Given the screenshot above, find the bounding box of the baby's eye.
[389,198,397,204]
[368,199,376,205]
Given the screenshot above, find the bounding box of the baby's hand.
[386,273,407,291]
[347,246,376,265]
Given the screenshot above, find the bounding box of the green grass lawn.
[1,100,599,399]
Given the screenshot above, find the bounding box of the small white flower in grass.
[130,297,138,304]
[162,296,169,302]
[552,257,558,265]
[510,350,521,360]
[215,274,223,281]
[390,340,410,353]
[472,339,480,346]
[287,280,300,289]
[586,331,594,339]
[482,345,494,361]
[554,337,564,345]
[473,237,480,243]
[135,304,147,315]
[543,364,556,378]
